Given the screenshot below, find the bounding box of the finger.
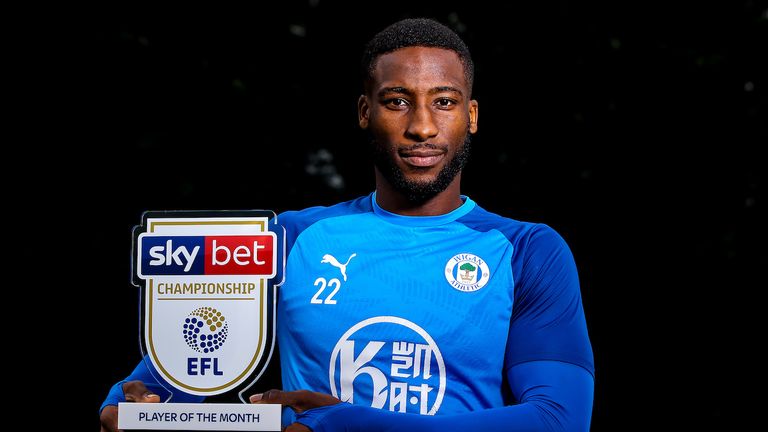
[142,393,161,403]
[123,380,160,403]
[250,389,294,406]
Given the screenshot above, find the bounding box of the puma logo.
[321,253,357,281]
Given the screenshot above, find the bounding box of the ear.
[468,100,478,133]
[358,95,370,129]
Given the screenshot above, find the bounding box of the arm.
[255,225,595,431]
[288,360,592,432]
[255,360,592,431]
[100,355,205,414]
[99,356,205,432]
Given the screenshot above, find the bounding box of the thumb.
[123,380,160,403]
[142,393,161,403]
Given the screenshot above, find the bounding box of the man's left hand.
[250,389,341,431]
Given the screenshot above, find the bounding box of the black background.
[31,1,765,430]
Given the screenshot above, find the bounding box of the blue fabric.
[295,360,594,432]
[457,206,594,374]
[278,193,593,425]
[99,355,204,414]
[99,380,128,415]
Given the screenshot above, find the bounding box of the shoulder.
[458,202,563,248]
[278,194,373,251]
[458,202,573,274]
[279,194,372,230]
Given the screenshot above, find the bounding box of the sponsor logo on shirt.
[329,316,446,415]
[444,253,490,292]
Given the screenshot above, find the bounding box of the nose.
[405,105,438,142]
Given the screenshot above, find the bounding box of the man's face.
[359,46,478,203]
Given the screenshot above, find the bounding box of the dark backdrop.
[49,1,765,430]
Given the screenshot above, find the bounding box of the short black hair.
[361,18,474,94]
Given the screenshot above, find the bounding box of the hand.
[250,389,340,413]
[99,380,160,432]
[250,389,341,432]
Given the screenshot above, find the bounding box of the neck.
[374,169,464,216]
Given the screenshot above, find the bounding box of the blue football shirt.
[277,192,593,418]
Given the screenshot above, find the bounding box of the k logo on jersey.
[329,316,446,415]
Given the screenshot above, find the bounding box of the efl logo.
[137,234,276,277]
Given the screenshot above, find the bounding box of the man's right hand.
[99,380,160,432]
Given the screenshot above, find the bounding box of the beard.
[372,133,472,204]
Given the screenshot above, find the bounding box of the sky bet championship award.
[118,211,284,431]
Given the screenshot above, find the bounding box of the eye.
[435,98,457,109]
[385,98,409,109]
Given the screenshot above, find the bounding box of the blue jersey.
[278,192,593,417]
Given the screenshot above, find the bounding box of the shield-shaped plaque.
[132,210,284,400]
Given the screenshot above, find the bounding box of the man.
[101,18,594,431]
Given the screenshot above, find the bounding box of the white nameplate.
[118,403,281,431]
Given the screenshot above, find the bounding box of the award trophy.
[118,210,284,431]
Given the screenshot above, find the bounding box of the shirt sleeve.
[295,360,594,432]
[505,224,595,375]
[99,355,205,414]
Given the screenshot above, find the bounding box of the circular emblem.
[182,307,229,353]
[444,253,491,292]
[329,316,446,415]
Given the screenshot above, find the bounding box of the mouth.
[399,147,446,168]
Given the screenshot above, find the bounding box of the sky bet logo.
[138,235,276,277]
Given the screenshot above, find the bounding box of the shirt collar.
[371,191,475,227]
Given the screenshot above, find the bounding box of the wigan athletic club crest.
[120,210,284,431]
[444,253,491,292]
